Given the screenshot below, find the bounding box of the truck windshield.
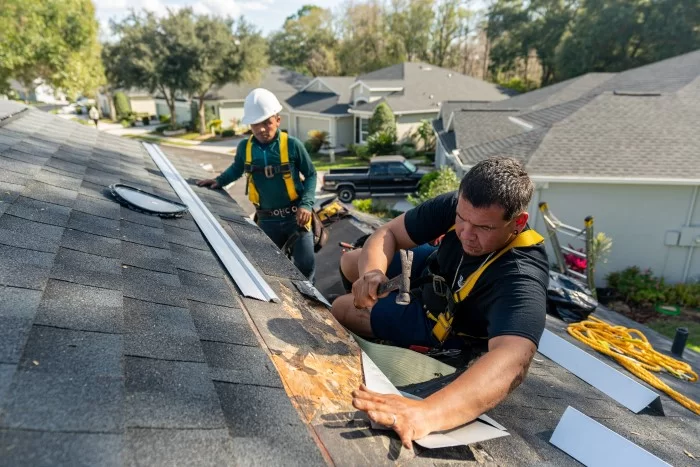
[403,161,417,173]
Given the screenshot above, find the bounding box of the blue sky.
[94,0,348,38]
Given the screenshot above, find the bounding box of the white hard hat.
[241,88,283,125]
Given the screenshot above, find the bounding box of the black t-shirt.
[404,192,549,347]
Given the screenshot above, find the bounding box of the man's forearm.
[422,342,534,432]
[358,225,396,276]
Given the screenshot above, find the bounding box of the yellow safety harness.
[427,229,545,344]
[244,132,298,206]
[568,316,699,415]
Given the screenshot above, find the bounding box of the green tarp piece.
[351,332,456,387]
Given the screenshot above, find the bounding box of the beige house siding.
[217,101,244,128]
[155,99,191,125]
[396,112,437,142]
[529,183,700,285]
[129,97,156,116]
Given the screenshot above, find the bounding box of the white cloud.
[189,0,242,17]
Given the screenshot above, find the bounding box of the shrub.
[606,267,700,308]
[307,130,330,152]
[142,116,150,126]
[304,140,316,155]
[407,167,460,206]
[367,131,396,156]
[75,107,83,115]
[413,120,435,151]
[221,129,235,137]
[354,144,371,161]
[369,102,396,138]
[113,92,131,119]
[120,119,132,128]
[209,119,223,133]
[159,114,171,124]
[154,124,169,134]
[400,145,417,159]
[352,199,372,213]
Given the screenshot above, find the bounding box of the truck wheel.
[338,187,355,203]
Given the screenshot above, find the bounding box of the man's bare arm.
[424,335,536,430]
[353,214,417,308]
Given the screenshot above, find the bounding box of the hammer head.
[396,249,413,305]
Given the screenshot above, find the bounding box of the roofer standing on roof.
[331,157,549,448]
[197,88,317,282]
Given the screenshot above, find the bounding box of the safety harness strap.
[245,132,299,206]
[430,229,545,344]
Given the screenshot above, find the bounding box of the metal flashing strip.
[143,143,279,302]
[539,329,662,413]
[550,406,671,467]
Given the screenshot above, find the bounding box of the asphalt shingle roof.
[0,104,326,466]
[352,62,509,114]
[434,50,700,180]
[204,66,311,101]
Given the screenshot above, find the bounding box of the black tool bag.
[546,270,598,323]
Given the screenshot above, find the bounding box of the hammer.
[376,249,414,305]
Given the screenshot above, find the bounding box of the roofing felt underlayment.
[0,101,698,465]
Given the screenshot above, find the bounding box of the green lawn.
[310,153,365,171]
[123,134,195,147]
[647,320,700,353]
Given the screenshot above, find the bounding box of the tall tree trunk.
[199,96,206,136]
[106,91,117,121]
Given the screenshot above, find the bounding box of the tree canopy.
[0,0,104,99]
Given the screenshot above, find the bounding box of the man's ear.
[514,212,529,229]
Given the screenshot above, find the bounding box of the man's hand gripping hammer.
[376,249,413,305]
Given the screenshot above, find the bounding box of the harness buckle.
[264,165,275,178]
[432,275,449,297]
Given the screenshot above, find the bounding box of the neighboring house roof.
[204,66,311,102]
[1,101,699,466]
[351,62,510,115]
[286,77,356,115]
[434,50,700,182]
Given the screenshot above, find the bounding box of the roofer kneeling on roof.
[332,157,549,448]
[197,88,317,282]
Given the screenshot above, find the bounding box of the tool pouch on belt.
[311,210,328,252]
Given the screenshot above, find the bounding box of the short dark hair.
[458,157,534,220]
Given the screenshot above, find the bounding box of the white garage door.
[218,102,244,127]
[296,116,329,142]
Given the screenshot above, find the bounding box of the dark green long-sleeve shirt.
[215,131,317,211]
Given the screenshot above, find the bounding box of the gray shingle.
[0,431,122,467]
[0,153,42,176]
[164,224,210,250]
[122,242,175,274]
[67,210,121,239]
[74,193,121,219]
[1,327,123,431]
[0,286,42,364]
[189,301,258,347]
[119,206,164,229]
[0,167,31,186]
[34,169,83,191]
[124,298,204,362]
[59,228,122,259]
[169,243,223,277]
[0,244,55,290]
[78,179,112,201]
[215,382,326,466]
[0,181,23,207]
[123,266,187,308]
[50,248,122,290]
[22,180,78,208]
[203,341,282,388]
[34,280,123,333]
[125,357,226,429]
[0,216,63,253]
[177,269,235,307]
[46,156,87,176]
[124,428,236,467]
[2,147,49,166]
[83,168,121,188]
[5,196,71,227]
[0,364,15,405]
[120,220,168,249]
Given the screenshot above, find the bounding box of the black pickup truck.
[321,155,427,202]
